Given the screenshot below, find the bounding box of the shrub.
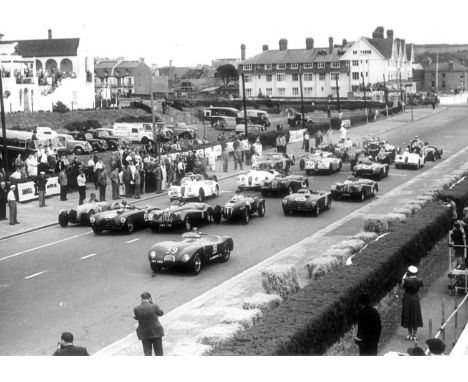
[242,293,282,311]
[130,101,152,114]
[363,215,389,234]
[331,239,366,254]
[261,264,300,300]
[53,101,69,113]
[221,308,262,329]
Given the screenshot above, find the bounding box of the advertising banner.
[341,119,351,128]
[289,129,305,143]
[17,176,60,202]
[241,139,249,150]
[45,176,60,196]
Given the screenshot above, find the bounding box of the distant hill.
[414,44,468,66]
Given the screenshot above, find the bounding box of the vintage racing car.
[236,169,281,191]
[422,144,443,162]
[90,202,160,234]
[352,158,389,180]
[213,193,265,224]
[257,152,295,173]
[145,201,214,232]
[331,176,378,201]
[58,200,114,227]
[299,150,342,175]
[147,231,234,275]
[394,149,425,169]
[261,174,309,196]
[168,173,219,201]
[282,188,332,216]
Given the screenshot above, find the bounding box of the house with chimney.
[238,26,415,101]
[423,61,468,92]
[0,29,94,112]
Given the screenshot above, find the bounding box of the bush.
[261,264,300,300]
[53,101,69,113]
[130,101,152,114]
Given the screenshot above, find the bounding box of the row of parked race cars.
[57,136,443,275]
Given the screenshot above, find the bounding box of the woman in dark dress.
[401,265,423,341]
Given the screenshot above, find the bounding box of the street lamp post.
[0,73,8,174]
[241,73,248,137]
[150,72,159,158]
[299,65,305,128]
[361,73,368,123]
[383,74,389,117]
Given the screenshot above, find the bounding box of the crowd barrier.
[16,176,60,202]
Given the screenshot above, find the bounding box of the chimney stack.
[0,33,4,42]
[279,39,288,51]
[342,38,347,47]
[329,37,334,54]
[241,44,246,60]
[48,29,52,39]
[306,38,314,50]
[262,44,269,52]
[387,29,394,39]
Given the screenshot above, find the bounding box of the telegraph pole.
[241,73,248,137]
[0,73,8,173]
[335,74,340,113]
[299,65,305,128]
[150,72,159,157]
[383,74,389,117]
[361,73,368,123]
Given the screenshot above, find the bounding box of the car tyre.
[184,216,192,232]
[258,202,265,217]
[74,147,84,155]
[299,159,305,170]
[288,185,294,194]
[84,209,95,225]
[213,185,219,197]
[220,248,231,263]
[150,263,162,273]
[191,253,202,275]
[331,192,339,201]
[213,206,222,223]
[150,225,159,233]
[360,190,366,202]
[242,209,250,224]
[58,211,69,227]
[198,188,205,202]
[283,208,290,216]
[125,220,135,234]
[314,205,321,216]
[92,227,102,235]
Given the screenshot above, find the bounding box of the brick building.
[423,61,468,92]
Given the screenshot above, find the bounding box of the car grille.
[103,218,119,228]
[164,255,175,265]
[272,181,278,188]
[69,209,77,222]
[162,212,170,222]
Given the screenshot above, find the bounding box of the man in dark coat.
[52,331,89,356]
[355,293,382,356]
[37,171,48,207]
[133,291,164,356]
[97,168,107,201]
[0,181,7,220]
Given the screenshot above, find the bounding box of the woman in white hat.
[401,265,423,341]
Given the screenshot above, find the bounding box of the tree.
[216,64,238,86]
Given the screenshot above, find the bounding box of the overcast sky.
[1,0,467,67]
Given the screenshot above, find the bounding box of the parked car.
[394,150,425,169]
[246,109,270,127]
[88,129,124,150]
[299,151,342,175]
[236,169,280,191]
[331,176,378,201]
[257,152,295,173]
[58,200,114,227]
[69,131,108,152]
[213,193,265,224]
[282,188,332,216]
[261,174,309,196]
[57,133,93,155]
[90,202,160,234]
[165,122,198,139]
[145,201,214,232]
[168,173,219,202]
[147,231,234,274]
[352,158,389,180]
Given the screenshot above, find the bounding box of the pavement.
[3,105,461,356]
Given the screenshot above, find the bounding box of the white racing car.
[236,169,281,191]
[168,173,219,201]
[299,151,342,175]
[394,150,425,169]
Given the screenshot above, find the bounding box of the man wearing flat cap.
[52,331,89,356]
[355,293,382,356]
[426,338,446,355]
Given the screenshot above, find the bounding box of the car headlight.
[311,201,316,206]
[90,217,96,223]
[149,250,156,259]
[188,187,192,192]
[241,177,245,181]
[331,185,336,190]
[181,254,190,263]
[282,199,288,205]
[120,217,126,224]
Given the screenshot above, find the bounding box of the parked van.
[33,126,59,140]
[246,109,270,127]
[112,123,154,144]
[203,107,239,126]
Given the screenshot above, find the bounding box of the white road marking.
[24,271,47,280]
[218,190,234,194]
[0,231,92,263]
[390,173,409,177]
[80,253,97,260]
[126,238,140,244]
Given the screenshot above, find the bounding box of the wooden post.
[441,299,446,343]
[429,319,433,338]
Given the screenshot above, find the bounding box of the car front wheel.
[198,188,205,202]
[242,209,250,224]
[125,220,134,234]
[220,248,231,263]
[58,212,69,227]
[258,202,265,217]
[191,253,202,275]
[184,216,192,232]
[360,190,366,202]
[150,263,162,273]
[92,227,102,235]
[314,205,321,216]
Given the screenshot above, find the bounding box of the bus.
[203,107,240,126]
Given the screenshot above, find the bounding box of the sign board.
[17,176,60,202]
[289,129,305,143]
[45,176,60,196]
[212,145,222,158]
[226,142,234,152]
[241,140,249,150]
[341,119,351,128]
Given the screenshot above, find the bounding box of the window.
[318,62,325,69]
[266,88,272,96]
[265,64,272,70]
[243,64,252,70]
[360,50,371,54]
[277,63,286,69]
[353,50,357,55]
[266,74,272,82]
[431,73,435,79]
[244,74,252,83]
[292,73,299,81]
[246,88,253,96]
[276,73,285,82]
[331,62,340,68]
[352,72,360,80]
[277,87,285,96]
[291,63,299,69]
[304,87,313,95]
[366,72,368,77]
[331,73,339,81]
[304,63,313,69]
[304,73,313,81]
[442,73,446,78]
[346,61,350,67]
[319,73,325,81]
[431,81,435,87]
[352,85,359,92]
[292,87,299,96]
[127,78,132,86]
[352,60,359,66]
[442,81,446,88]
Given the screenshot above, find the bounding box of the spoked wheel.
[360,190,366,202]
[191,253,202,275]
[220,248,231,263]
[258,203,265,217]
[242,209,250,224]
[314,205,321,216]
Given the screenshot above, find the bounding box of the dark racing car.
[282,188,332,216]
[147,231,234,275]
[422,144,443,162]
[331,176,378,201]
[261,174,309,196]
[213,193,265,224]
[352,158,389,180]
[144,201,214,232]
[90,201,160,234]
[257,152,295,173]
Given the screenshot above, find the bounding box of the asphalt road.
[1,107,467,356]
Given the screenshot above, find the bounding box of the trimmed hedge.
[208,200,452,355]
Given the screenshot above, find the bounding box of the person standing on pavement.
[7,184,18,225]
[133,291,164,356]
[221,146,229,172]
[37,171,48,207]
[58,169,68,201]
[77,169,87,205]
[122,166,131,198]
[401,265,423,341]
[233,137,243,170]
[97,168,107,202]
[0,181,8,220]
[110,167,120,200]
[302,130,310,153]
[52,332,89,356]
[355,293,382,356]
[133,167,141,199]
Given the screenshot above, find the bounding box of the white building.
[0,30,95,112]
